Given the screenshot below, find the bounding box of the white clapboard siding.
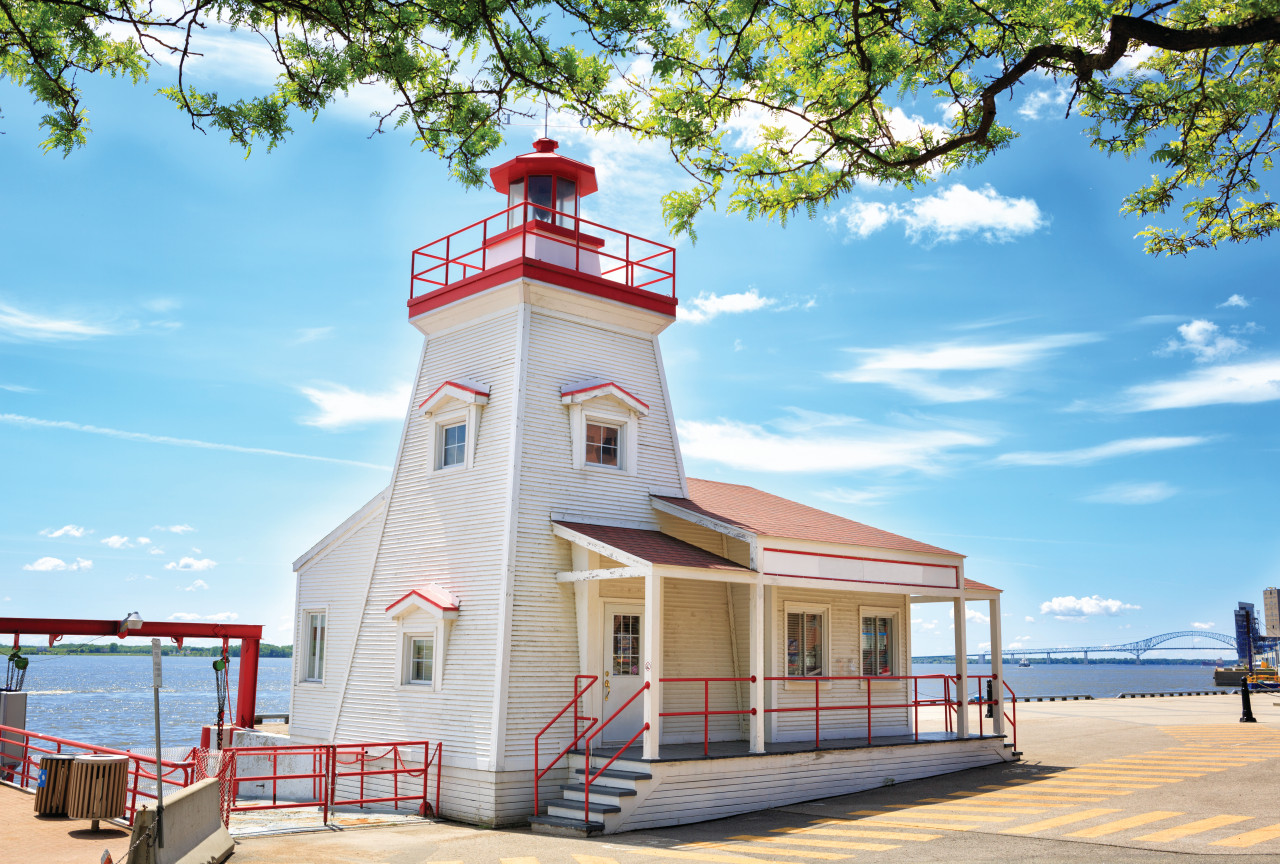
[613,738,1008,832]
[772,587,910,741]
[291,499,387,743]
[501,309,685,764]
[332,308,521,765]
[661,579,744,743]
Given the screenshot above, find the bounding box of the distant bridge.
[916,630,1238,664]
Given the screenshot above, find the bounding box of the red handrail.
[583,680,650,824]
[533,674,598,815]
[658,676,757,756]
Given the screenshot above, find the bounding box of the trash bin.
[33,753,76,816]
[66,754,129,829]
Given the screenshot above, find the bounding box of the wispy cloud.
[0,413,389,470]
[293,326,334,344]
[1113,358,1280,412]
[1218,294,1250,309]
[680,289,776,324]
[1,383,36,393]
[831,333,1099,402]
[829,184,1046,244]
[816,487,892,507]
[1040,594,1140,619]
[23,556,93,571]
[166,557,217,572]
[0,302,117,341]
[995,436,1209,467]
[1160,319,1247,363]
[297,383,410,430]
[40,524,89,538]
[153,524,196,534]
[1018,87,1071,120]
[1082,481,1178,504]
[1191,621,1215,630]
[678,413,993,474]
[183,579,210,591]
[168,611,239,622]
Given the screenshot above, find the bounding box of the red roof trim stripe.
[763,547,959,571]
[384,589,460,614]
[766,572,961,590]
[561,381,650,410]
[418,380,489,410]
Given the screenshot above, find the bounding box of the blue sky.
[2,41,1277,661]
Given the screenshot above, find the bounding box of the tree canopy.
[3,0,1278,253]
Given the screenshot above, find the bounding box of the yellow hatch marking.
[979,784,1111,794]
[732,835,898,852]
[1212,824,1280,848]
[1002,809,1122,836]
[952,793,1110,803]
[889,802,1051,814]
[1135,815,1252,842]
[630,847,811,864]
[849,810,1011,823]
[501,859,542,864]
[1065,811,1183,838]
[574,858,622,864]
[837,819,973,832]
[801,822,942,841]
[687,842,849,860]
[1020,780,1162,790]
[1060,771,1199,780]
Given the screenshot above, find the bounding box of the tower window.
[585,422,620,468]
[440,422,466,468]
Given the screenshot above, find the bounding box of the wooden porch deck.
[581,730,1006,762]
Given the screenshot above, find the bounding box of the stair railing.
[533,674,598,815]
[582,680,651,824]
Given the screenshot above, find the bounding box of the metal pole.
[151,638,165,849]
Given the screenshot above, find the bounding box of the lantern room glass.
[507,174,577,229]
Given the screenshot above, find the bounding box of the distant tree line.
[16,642,292,658]
[912,656,1223,666]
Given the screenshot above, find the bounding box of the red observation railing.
[0,723,194,825]
[410,203,676,305]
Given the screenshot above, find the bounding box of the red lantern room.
[409,138,676,320]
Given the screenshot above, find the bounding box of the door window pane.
[612,614,640,675]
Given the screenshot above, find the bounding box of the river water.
[6,656,1230,753]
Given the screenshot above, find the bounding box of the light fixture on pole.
[117,611,143,639]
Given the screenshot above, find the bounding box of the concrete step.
[573,767,652,783]
[547,798,621,819]
[561,783,637,799]
[528,814,606,837]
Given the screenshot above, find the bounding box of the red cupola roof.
[488,138,598,197]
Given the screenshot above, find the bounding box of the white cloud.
[966,607,989,624]
[680,289,776,324]
[1040,595,1140,619]
[1007,641,1024,649]
[136,537,151,546]
[994,436,1208,467]
[831,333,1099,402]
[22,556,92,571]
[1191,621,1215,630]
[817,487,891,507]
[1024,616,1035,623]
[1116,359,1280,411]
[1161,319,1246,363]
[101,535,133,549]
[149,547,165,555]
[184,579,210,591]
[153,524,196,534]
[294,326,334,344]
[0,302,117,341]
[1113,44,1159,76]
[297,382,410,429]
[1018,87,1071,120]
[677,415,993,474]
[0,413,389,470]
[165,557,217,572]
[1218,294,1250,309]
[1082,481,1178,504]
[829,184,1045,245]
[168,611,239,622]
[40,524,88,538]
[0,383,36,393]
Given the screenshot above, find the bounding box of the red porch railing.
[658,676,757,756]
[532,674,598,815]
[582,680,650,824]
[0,723,194,825]
[965,674,1018,751]
[410,203,676,302]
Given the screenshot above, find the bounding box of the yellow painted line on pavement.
[683,842,848,860]
[979,785,1123,798]
[841,820,975,832]
[1020,780,1162,790]
[1059,771,1199,780]
[502,859,542,864]
[1001,809,1122,836]
[630,847,810,864]
[1065,811,1183,838]
[574,857,622,864]
[849,810,1012,823]
[890,802,1052,814]
[1101,756,1258,765]
[1134,815,1252,842]
[1212,823,1280,848]
[949,792,1109,803]
[797,822,941,841]
[731,835,899,852]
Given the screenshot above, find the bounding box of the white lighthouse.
[289,139,1010,833]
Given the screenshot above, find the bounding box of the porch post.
[643,572,663,759]
[989,595,1005,736]
[953,597,969,737]
[749,579,766,753]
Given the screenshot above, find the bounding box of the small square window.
[407,636,434,685]
[440,422,466,468]
[586,422,620,467]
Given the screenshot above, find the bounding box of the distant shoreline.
[13,643,293,658]
[912,658,1225,666]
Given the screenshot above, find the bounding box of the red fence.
[0,723,194,825]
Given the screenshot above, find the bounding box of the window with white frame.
[439,421,466,468]
[785,609,826,677]
[405,635,435,685]
[860,612,896,677]
[304,611,326,682]
[585,421,621,468]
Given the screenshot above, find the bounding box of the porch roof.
[654,478,961,558]
[552,521,751,573]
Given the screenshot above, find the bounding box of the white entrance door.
[602,604,645,744]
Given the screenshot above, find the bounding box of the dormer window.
[440,422,466,468]
[586,422,621,468]
[418,380,489,473]
[562,379,648,476]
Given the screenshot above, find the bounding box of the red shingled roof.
[554,521,752,572]
[964,578,1000,593]
[654,478,961,558]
